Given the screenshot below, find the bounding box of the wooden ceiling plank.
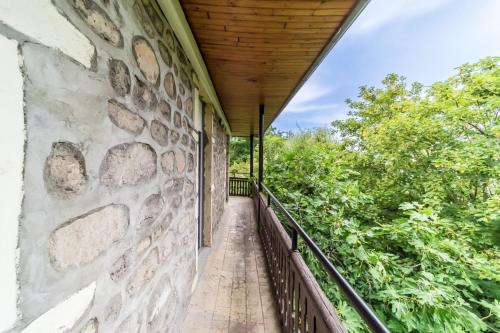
[201,45,321,54]
[183,0,354,10]
[180,0,358,136]
[189,17,286,28]
[199,40,325,49]
[183,4,274,15]
[236,37,327,44]
[203,11,348,22]
[198,36,327,45]
[224,25,334,34]
[201,45,323,54]
[194,30,333,39]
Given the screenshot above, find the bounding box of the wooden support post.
[258,104,264,191]
[249,134,254,178]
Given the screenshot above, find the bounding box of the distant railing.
[229,177,251,196]
[253,182,390,333]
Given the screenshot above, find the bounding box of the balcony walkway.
[181,197,281,333]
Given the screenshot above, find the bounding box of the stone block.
[150,119,168,146]
[187,153,194,172]
[104,294,122,323]
[142,0,163,35]
[170,129,180,144]
[99,142,156,187]
[163,177,184,195]
[180,68,191,89]
[71,0,123,47]
[132,36,159,86]
[173,111,181,128]
[182,116,189,130]
[175,149,186,173]
[107,99,145,135]
[133,76,157,111]
[160,151,175,175]
[49,204,129,271]
[127,247,159,296]
[171,195,182,209]
[177,48,188,66]
[139,193,164,227]
[133,1,155,38]
[181,134,188,146]
[137,236,152,255]
[176,95,182,110]
[151,213,172,243]
[158,100,171,122]
[158,40,172,67]
[185,97,193,119]
[164,30,175,50]
[184,179,194,199]
[44,142,87,198]
[163,72,176,100]
[147,274,172,329]
[108,59,131,96]
[110,249,131,282]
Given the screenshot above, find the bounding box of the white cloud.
[306,107,350,125]
[284,81,334,113]
[351,0,453,34]
[286,102,339,114]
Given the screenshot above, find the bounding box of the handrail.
[229,172,250,177]
[258,182,391,333]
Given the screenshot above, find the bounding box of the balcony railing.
[229,176,251,196]
[250,181,390,333]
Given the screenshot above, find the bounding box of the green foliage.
[231,57,500,332]
[229,137,250,166]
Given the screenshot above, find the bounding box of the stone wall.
[0,0,224,332]
[211,116,229,230]
[202,104,229,246]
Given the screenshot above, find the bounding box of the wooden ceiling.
[180,0,361,136]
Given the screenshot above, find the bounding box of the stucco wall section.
[20,282,96,333]
[0,0,95,68]
[0,0,205,332]
[0,34,24,333]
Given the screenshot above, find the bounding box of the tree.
[231,57,500,332]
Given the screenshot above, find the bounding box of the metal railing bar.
[259,182,390,333]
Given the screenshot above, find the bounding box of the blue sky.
[274,0,500,131]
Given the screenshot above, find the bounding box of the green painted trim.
[157,0,231,135]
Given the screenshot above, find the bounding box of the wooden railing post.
[291,229,298,251]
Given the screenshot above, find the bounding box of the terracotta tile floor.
[180,197,281,333]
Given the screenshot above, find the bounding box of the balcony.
[181,196,280,333]
[0,1,387,332]
[182,179,389,333]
